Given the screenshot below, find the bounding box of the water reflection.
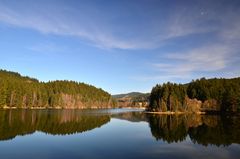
[147,115,189,143]
[0,109,110,140]
[147,114,240,146]
[189,115,240,146]
[112,111,240,146]
[112,111,147,122]
[0,109,240,147]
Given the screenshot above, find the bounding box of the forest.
[0,70,116,109]
[149,77,240,112]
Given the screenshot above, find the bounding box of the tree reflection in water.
[0,109,240,147]
[147,114,240,146]
[0,109,110,141]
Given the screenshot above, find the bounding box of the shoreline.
[0,106,146,110]
[145,111,206,115]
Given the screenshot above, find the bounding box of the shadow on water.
[0,109,240,147]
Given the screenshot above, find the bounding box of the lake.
[0,109,239,159]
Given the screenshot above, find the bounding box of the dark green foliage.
[149,83,187,112]
[0,70,114,108]
[187,78,240,112]
[149,77,240,112]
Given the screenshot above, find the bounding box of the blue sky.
[0,0,240,94]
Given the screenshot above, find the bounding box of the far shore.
[0,106,147,110]
[145,111,206,115]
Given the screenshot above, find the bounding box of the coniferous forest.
[0,70,116,109]
[1,69,240,112]
[149,77,240,112]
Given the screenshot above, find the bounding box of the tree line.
[0,69,116,108]
[149,77,240,112]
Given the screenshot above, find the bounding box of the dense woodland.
[149,77,240,112]
[0,70,116,108]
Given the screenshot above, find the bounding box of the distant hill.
[112,92,149,108]
[112,92,145,99]
[0,69,116,109]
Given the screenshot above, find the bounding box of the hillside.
[113,92,149,108]
[148,77,240,113]
[112,92,144,98]
[0,69,115,109]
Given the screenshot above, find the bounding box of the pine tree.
[0,80,7,107]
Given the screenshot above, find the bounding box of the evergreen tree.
[0,69,114,108]
[149,77,240,112]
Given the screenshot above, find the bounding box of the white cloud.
[0,2,229,50]
[165,44,229,71]
[134,43,238,82]
[159,44,231,74]
[0,1,239,52]
[0,3,154,49]
[133,5,240,82]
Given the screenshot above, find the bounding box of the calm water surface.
[0,109,239,159]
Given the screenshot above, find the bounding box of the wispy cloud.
[133,42,239,82]
[161,9,216,40]
[0,1,236,50]
[163,44,230,72]
[131,2,240,82]
[0,3,154,49]
[27,42,67,55]
[220,21,240,41]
